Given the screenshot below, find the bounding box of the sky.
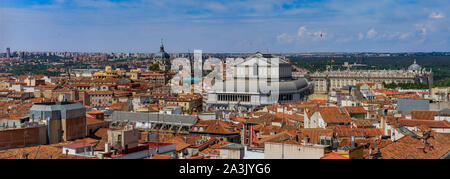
[0,0,449,53]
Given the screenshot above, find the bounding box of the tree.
[148,64,160,71]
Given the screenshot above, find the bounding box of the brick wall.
[63,116,86,141]
[0,126,45,149]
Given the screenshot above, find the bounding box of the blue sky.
[0,0,449,53]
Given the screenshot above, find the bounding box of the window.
[253,64,258,76]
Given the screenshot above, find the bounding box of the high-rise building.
[6,47,11,58]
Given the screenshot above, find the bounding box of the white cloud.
[398,33,412,40]
[277,33,294,43]
[277,26,329,44]
[297,26,307,37]
[366,28,377,39]
[358,33,364,40]
[358,30,413,41]
[429,12,444,19]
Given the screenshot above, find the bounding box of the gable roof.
[297,128,333,144]
[255,131,297,145]
[165,137,191,151]
[396,119,450,128]
[380,132,450,159]
[343,106,367,114]
[318,107,352,124]
[410,110,438,120]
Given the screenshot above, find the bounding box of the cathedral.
[153,41,171,72]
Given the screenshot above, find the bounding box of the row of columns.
[218,94,250,102]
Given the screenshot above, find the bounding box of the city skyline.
[1,0,450,53]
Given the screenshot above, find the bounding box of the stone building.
[153,41,171,72]
[29,102,86,144]
[206,52,312,112]
[308,60,433,94]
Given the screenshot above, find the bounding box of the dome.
[278,78,309,92]
[408,60,422,71]
[154,44,170,59]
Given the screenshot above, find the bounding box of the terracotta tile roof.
[149,154,172,159]
[333,128,384,138]
[255,131,297,146]
[338,138,393,149]
[74,137,100,144]
[86,90,113,94]
[391,118,450,128]
[296,128,333,144]
[321,152,349,159]
[380,132,450,159]
[343,106,367,114]
[94,137,107,151]
[86,117,109,126]
[410,110,438,120]
[275,112,304,122]
[165,137,191,151]
[0,142,96,159]
[63,142,94,149]
[93,128,109,139]
[259,125,283,136]
[190,120,240,135]
[352,120,374,128]
[318,107,353,124]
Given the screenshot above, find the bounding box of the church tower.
[153,39,171,72]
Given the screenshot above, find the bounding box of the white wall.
[264,142,325,159]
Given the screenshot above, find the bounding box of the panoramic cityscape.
[0,0,449,165]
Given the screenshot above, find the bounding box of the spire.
[414,59,417,64]
[160,38,165,52]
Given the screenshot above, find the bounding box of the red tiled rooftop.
[410,110,438,121]
[63,142,94,149]
[149,154,172,159]
[321,152,349,159]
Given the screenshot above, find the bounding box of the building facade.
[308,60,433,94]
[206,52,312,112]
[29,102,87,144]
[153,42,171,72]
